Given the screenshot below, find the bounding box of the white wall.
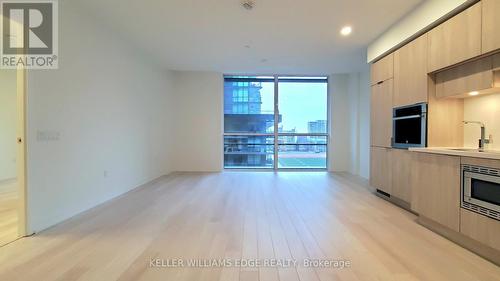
[464,93,500,150]
[172,71,223,172]
[169,70,371,176]
[367,0,473,62]
[329,74,350,172]
[357,71,371,179]
[26,1,175,233]
[0,70,17,181]
[169,70,372,175]
[329,69,371,178]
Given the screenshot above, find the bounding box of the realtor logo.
[1,0,58,69]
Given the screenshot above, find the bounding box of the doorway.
[223,75,329,170]
[0,68,26,246]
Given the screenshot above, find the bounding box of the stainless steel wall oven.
[392,103,427,148]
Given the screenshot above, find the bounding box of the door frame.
[16,66,27,237]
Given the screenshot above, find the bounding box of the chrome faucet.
[463,121,490,152]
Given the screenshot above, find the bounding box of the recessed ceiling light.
[340,26,352,36]
[469,91,479,96]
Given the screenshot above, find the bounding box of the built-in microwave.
[462,165,500,221]
[392,103,427,148]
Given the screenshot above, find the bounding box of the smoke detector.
[242,1,255,10]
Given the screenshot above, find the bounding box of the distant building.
[224,81,263,115]
[308,120,327,152]
[224,82,326,167]
[308,120,327,134]
[278,128,296,152]
[224,81,277,167]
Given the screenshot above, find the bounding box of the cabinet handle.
[393,115,422,120]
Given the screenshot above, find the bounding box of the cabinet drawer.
[460,209,500,252]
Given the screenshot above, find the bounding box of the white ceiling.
[77,0,423,74]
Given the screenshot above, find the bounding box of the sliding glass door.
[223,75,328,170]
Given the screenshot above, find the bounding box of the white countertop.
[409,147,500,160]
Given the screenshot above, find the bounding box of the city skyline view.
[223,76,328,169]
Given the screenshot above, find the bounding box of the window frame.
[223,74,330,171]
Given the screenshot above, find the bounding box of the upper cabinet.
[427,2,482,73]
[394,34,428,107]
[494,53,500,88]
[371,53,393,85]
[494,53,500,71]
[482,0,500,54]
[435,56,493,99]
[371,79,393,148]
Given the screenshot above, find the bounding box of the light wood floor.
[0,179,18,247]
[0,172,499,281]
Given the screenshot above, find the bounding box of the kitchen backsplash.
[463,93,500,150]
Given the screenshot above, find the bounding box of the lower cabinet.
[391,149,412,203]
[370,147,392,194]
[410,152,461,231]
[460,208,500,252]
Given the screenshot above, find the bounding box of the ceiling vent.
[242,1,254,10]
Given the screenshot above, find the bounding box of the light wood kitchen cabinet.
[494,53,500,71]
[371,53,393,85]
[462,156,500,171]
[427,76,464,147]
[427,2,482,73]
[435,56,493,98]
[370,79,393,148]
[494,53,500,88]
[461,208,500,252]
[370,147,392,195]
[394,34,428,107]
[482,0,500,54]
[410,152,461,231]
[391,149,412,203]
